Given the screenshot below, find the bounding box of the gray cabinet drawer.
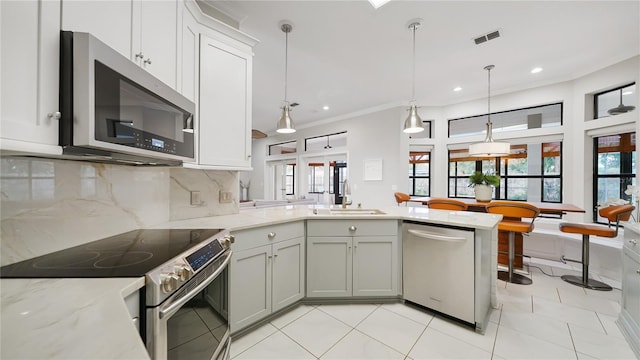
[307,219,397,237]
[232,221,304,251]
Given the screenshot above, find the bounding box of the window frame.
[408,151,431,196]
[593,83,636,120]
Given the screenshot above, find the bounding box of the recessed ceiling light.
[531,67,543,74]
[368,0,391,9]
[453,87,462,92]
[322,105,330,110]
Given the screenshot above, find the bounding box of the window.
[407,120,433,139]
[269,140,297,155]
[449,103,562,138]
[305,132,347,152]
[593,132,636,223]
[594,83,636,119]
[448,142,563,203]
[284,164,295,195]
[408,151,430,196]
[308,163,324,193]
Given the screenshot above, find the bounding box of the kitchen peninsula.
[0,205,501,359]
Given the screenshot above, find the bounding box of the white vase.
[474,184,493,202]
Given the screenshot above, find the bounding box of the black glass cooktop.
[0,228,223,278]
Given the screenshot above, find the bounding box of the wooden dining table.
[409,197,586,268]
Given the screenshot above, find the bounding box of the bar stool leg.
[498,231,532,285]
[561,234,612,291]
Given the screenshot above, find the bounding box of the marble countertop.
[1,205,500,359]
[1,277,148,359]
[158,204,502,232]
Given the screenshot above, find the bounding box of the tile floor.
[230,259,638,359]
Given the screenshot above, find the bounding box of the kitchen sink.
[313,208,386,215]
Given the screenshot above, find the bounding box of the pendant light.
[607,90,636,115]
[469,65,510,157]
[403,20,425,134]
[276,22,296,134]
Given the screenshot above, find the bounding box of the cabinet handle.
[268,232,276,238]
[349,226,357,232]
[144,58,152,65]
[47,112,61,120]
[135,52,144,59]
[630,239,638,245]
[636,269,640,275]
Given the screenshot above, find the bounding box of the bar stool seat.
[486,201,540,285]
[394,192,411,206]
[427,198,468,211]
[559,204,634,291]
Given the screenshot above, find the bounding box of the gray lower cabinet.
[229,222,305,333]
[619,227,640,358]
[306,220,398,298]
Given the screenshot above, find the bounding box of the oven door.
[147,251,232,360]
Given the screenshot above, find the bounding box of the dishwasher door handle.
[407,229,467,243]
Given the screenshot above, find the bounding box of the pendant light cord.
[411,23,416,102]
[484,64,495,142]
[284,28,289,105]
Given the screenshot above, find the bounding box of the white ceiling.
[203,1,640,134]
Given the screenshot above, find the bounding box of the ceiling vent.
[474,30,501,45]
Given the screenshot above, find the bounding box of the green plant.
[468,171,500,187]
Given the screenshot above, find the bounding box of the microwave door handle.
[159,250,232,319]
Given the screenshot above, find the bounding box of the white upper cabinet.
[131,0,178,88]
[1,0,62,154]
[177,3,199,103]
[62,0,177,89]
[61,0,133,60]
[190,32,254,170]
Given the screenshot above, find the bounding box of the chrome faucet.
[341,179,352,208]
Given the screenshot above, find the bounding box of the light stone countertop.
[1,205,501,359]
[1,277,147,360]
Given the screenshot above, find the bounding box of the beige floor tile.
[408,328,492,360]
[230,323,279,358]
[321,329,404,360]
[281,308,351,358]
[233,331,315,360]
[569,323,637,359]
[493,325,577,359]
[355,307,426,354]
[316,303,378,327]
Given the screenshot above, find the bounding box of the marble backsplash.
[0,157,238,266]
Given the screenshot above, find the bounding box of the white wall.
[251,55,640,220]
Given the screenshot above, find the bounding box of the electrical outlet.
[190,191,201,205]
[219,191,233,203]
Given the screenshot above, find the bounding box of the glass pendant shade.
[276,106,295,133]
[403,104,425,133]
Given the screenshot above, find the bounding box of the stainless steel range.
[0,228,234,360]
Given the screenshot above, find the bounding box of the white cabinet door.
[229,245,272,333]
[353,236,398,297]
[307,237,352,298]
[1,0,60,152]
[198,34,252,169]
[272,237,305,312]
[623,250,640,327]
[133,0,178,88]
[61,0,132,59]
[177,4,199,102]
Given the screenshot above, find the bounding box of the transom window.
[594,83,636,119]
[448,103,562,138]
[269,140,297,155]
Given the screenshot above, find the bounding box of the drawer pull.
[349,226,357,232]
[268,232,276,238]
[407,229,466,243]
[629,239,638,245]
[636,269,640,275]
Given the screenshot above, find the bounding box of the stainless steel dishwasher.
[403,221,475,324]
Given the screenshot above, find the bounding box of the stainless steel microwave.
[59,31,195,166]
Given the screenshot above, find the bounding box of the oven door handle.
[159,250,232,319]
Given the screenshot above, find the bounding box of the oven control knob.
[174,265,192,281]
[221,235,235,248]
[161,273,179,293]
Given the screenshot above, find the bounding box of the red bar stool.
[486,201,540,285]
[559,204,634,291]
[427,198,468,211]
